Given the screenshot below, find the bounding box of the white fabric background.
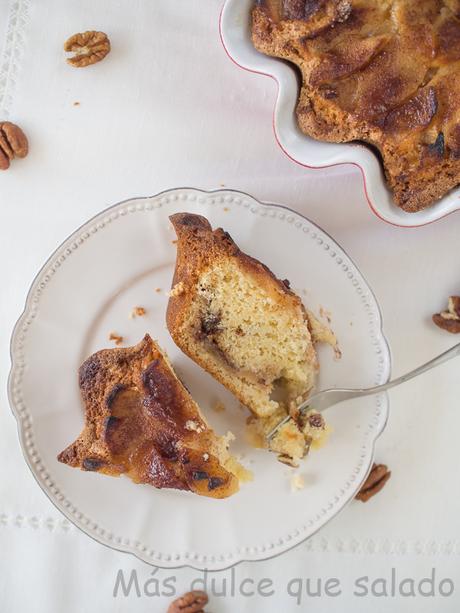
[1,1,459,611]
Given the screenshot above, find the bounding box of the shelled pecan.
[0,122,28,170]
[356,463,391,502]
[433,296,460,333]
[167,590,209,613]
[64,31,110,67]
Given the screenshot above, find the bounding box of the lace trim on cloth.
[1,512,460,556]
[0,513,72,532]
[0,0,30,117]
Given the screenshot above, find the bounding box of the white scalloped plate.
[220,0,460,228]
[8,188,391,570]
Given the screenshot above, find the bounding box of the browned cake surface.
[58,335,242,498]
[166,213,335,465]
[252,0,460,212]
[166,212,319,417]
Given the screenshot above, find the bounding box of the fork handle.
[301,341,460,413]
[269,342,460,440]
[364,341,460,396]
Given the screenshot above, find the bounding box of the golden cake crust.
[252,0,460,212]
[58,334,240,498]
[166,213,319,418]
[166,213,330,465]
[166,212,308,329]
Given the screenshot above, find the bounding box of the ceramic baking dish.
[220,0,460,227]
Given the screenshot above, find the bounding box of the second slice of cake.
[58,334,248,498]
[166,213,334,465]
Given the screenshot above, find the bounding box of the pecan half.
[355,463,391,502]
[0,122,28,170]
[167,590,209,613]
[433,296,460,334]
[64,31,110,67]
[307,412,325,429]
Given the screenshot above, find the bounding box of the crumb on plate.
[108,332,123,346]
[212,400,226,413]
[319,305,332,324]
[129,306,146,319]
[290,473,305,492]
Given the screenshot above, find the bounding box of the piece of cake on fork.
[166,213,335,466]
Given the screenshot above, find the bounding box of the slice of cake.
[58,334,249,498]
[251,0,460,212]
[166,213,335,465]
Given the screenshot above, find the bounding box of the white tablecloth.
[1,1,459,611]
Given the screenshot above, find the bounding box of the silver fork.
[267,341,460,441]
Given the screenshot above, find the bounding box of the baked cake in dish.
[167,213,335,465]
[58,334,249,498]
[252,0,460,212]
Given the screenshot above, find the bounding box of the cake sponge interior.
[167,213,334,465]
[167,213,319,420]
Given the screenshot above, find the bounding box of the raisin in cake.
[166,213,335,465]
[252,0,460,212]
[58,334,249,498]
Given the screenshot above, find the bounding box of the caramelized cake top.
[252,0,460,211]
[58,335,242,498]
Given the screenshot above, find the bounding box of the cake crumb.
[223,207,230,212]
[185,420,204,434]
[129,306,146,319]
[212,400,226,413]
[109,332,123,346]
[171,239,178,245]
[154,287,162,293]
[245,419,266,449]
[278,454,299,468]
[73,101,80,106]
[223,431,236,448]
[307,309,338,349]
[319,306,332,324]
[290,473,305,492]
[169,282,185,297]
